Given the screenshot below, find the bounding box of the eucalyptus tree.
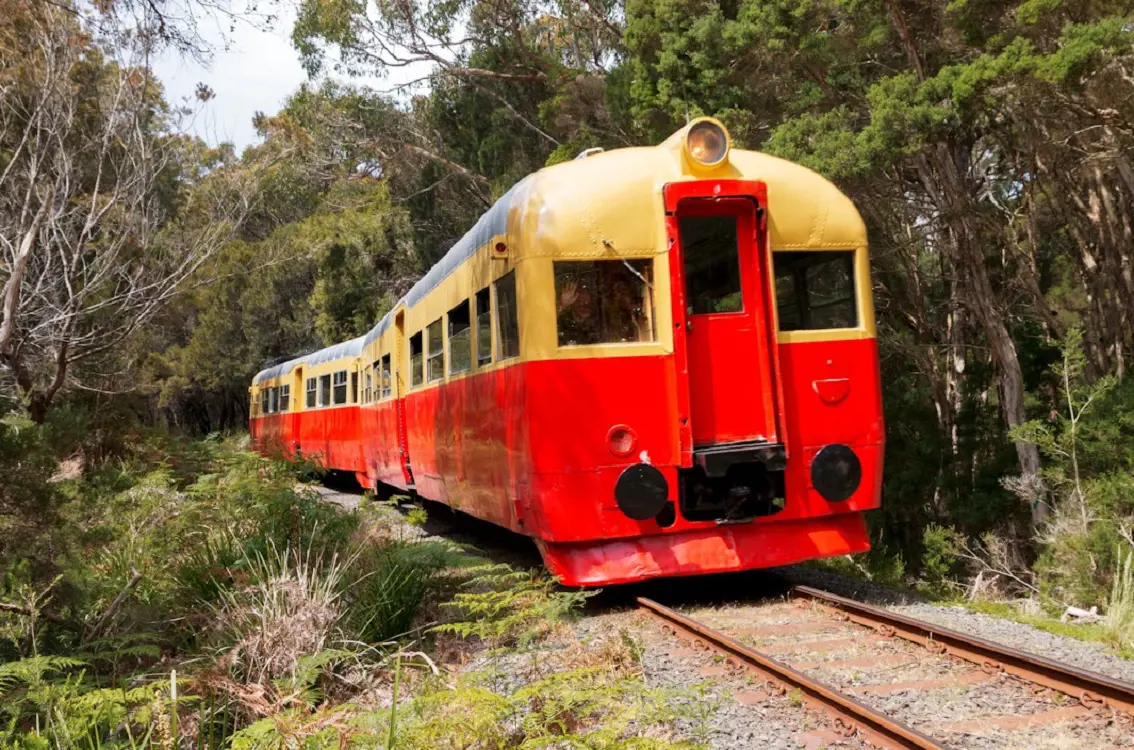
[625,0,1134,530]
[0,0,257,421]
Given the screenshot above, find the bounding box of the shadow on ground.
[320,471,921,612]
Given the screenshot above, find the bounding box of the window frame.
[332,370,348,405]
[494,271,520,361]
[260,388,270,415]
[306,377,317,409]
[410,332,424,388]
[772,250,858,333]
[381,354,392,398]
[448,300,472,375]
[279,384,291,412]
[426,318,445,382]
[475,286,492,367]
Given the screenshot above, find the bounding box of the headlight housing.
[685,119,730,168]
[810,444,862,502]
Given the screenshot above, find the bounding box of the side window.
[268,387,279,413]
[333,370,348,405]
[351,371,358,403]
[306,377,316,408]
[427,319,444,382]
[280,384,290,412]
[260,389,269,415]
[554,260,656,346]
[476,287,492,366]
[364,369,373,403]
[410,332,424,387]
[495,271,519,360]
[319,374,332,407]
[448,301,471,375]
[381,354,392,398]
[773,251,857,331]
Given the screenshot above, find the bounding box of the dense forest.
[4,0,1134,648]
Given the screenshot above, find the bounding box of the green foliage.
[1006,330,1134,606]
[435,565,591,647]
[919,525,966,596]
[341,541,452,643]
[1106,546,1134,652]
[396,666,702,749]
[0,655,161,749]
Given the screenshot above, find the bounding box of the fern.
[0,655,86,696]
[434,565,591,647]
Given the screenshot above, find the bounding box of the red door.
[394,310,415,488]
[667,189,779,448]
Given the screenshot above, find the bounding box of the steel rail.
[636,597,947,750]
[792,585,1134,714]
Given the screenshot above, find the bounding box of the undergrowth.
[0,428,453,747]
[1,426,708,747]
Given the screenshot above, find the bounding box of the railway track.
[638,587,1134,749]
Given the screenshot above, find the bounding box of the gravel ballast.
[785,566,1134,684]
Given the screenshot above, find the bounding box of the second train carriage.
[250,118,885,586]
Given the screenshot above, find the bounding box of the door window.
[678,215,743,314]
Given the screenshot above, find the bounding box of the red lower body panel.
[538,512,870,586]
[252,336,884,586]
[251,407,364,475]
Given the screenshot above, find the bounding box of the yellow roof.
[253,121,868,385]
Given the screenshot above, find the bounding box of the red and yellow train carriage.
[250,119,884,586]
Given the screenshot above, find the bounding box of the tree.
[0,0,256,421]
[150,82,419,432]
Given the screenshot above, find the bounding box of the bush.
[342,541,453,644]
[210,545,346,683]
[918,524,965,597]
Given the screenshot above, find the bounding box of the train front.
[519,118,884,585]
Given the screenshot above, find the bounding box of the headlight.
[685,119,729,167]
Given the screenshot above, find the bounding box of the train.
[250,118,884,587]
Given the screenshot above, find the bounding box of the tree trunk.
[925,144,1047,524]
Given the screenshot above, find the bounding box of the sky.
[153,10,309,151]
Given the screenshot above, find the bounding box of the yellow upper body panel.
[253,120,873,400]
